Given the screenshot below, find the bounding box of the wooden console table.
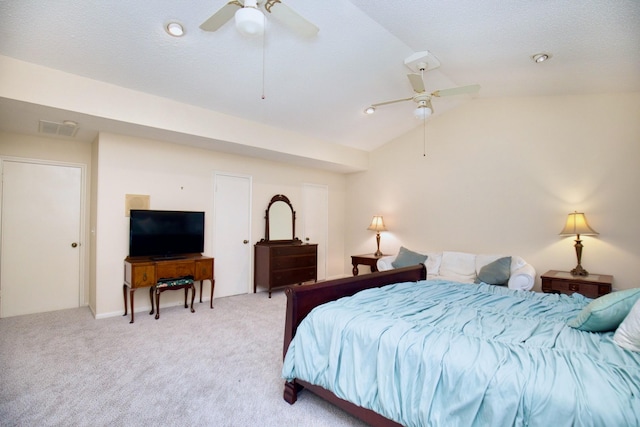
[123,254,214,323]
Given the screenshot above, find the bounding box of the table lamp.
[559,211,598,276]
[367,215,387,257]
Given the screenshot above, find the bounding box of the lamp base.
[570,264,589,276]
[374,232,382,258]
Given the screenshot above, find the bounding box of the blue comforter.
[282,280,640,427]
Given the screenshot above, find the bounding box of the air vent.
[38,120,79,137]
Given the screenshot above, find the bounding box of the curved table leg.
[210,279,216,309]
[155,288,160,320]
[149,286,155,315]
[129,288,136,324]
[190,284,196,313]
[123,284,128,317]
[183,287,189,308]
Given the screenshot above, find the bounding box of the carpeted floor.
[0,290,367,427]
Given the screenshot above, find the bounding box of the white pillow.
[439,251,476,283]
[423,252,442,276]
[614,298,640,352]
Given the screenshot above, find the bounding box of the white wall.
[94,132,347,316]
[347,92,640,291]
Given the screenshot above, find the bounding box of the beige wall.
[347,92,640,291]
[3,91,639,319]
[93,132,347,317]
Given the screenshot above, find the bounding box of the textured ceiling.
[0,0,639,156]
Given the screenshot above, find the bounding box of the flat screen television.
[129,210,205,259]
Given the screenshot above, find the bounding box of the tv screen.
[129,210,205,258]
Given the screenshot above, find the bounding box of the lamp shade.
[367,215,387,232]
[235,6,264,36]
[559,212,598,236]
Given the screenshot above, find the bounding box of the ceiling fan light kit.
[414,107,431,119]
[235,1,264,36]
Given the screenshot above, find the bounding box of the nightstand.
[351,253,385,276]
[541,270,613,299]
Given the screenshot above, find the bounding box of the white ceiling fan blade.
[371,97,413,108]
[431,84,481,97]
[200,1,243,32]
[407,73,425,93]
[265,0,319,37]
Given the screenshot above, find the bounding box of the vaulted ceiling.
[1,1,639,165]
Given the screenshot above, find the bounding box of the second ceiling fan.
[365,59,480,119]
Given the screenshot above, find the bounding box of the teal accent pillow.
[475,256,511,285]
[391,246,427,269]
[568,288,640,332]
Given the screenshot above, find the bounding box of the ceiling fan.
[364,62,480,119]
[199,0,319,38]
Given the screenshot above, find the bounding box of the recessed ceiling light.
[166,22,185,37]
[532,53,551,63]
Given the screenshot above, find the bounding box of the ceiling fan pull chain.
[261,16,266,100]
[423,114,427,157]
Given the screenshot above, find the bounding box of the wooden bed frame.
[282,264,427,427]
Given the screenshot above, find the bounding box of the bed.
[281,265,640,427]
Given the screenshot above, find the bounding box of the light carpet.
[0,290,367,427]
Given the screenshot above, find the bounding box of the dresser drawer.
[127,264,156,288]
[194,258,214,281]
[272,267,317,286]
[156,260,195,281]
[548,279,602,298]
[272,254,316,269]
[272,244,317,257]
[541,270,613,299]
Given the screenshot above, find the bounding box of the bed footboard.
[282,264,426,410]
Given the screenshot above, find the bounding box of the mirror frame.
[264,194,298,242]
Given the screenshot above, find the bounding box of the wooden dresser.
[254,241,317,297]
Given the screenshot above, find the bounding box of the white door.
[213,173,251,298]
[302,183,328,281]
[1,159,83,317]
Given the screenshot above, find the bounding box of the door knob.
[243,240,249,244]
[71,242,78,248]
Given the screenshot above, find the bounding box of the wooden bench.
[150,277,195,319]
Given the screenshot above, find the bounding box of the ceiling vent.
[38,120,79,137]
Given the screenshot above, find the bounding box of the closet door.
[1,159,83,317]
[213,172,252,297]
[302,183,328,281]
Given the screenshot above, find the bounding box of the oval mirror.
[265,195,296,241]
